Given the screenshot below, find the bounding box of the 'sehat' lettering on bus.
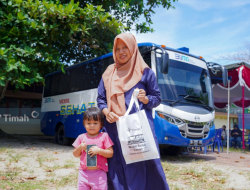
[60,102,95,115]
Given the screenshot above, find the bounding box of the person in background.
[229,124,242,148]
[221,125,227,146]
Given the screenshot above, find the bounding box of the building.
[0,83,43,134]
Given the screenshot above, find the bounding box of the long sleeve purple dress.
[97,68,169,190]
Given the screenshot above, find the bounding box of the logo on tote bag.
[127,121,142,132]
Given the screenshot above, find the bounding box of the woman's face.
[115,39,132,64]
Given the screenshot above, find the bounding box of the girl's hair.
[83,107,104,127]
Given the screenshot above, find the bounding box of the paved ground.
[0,135,250,190]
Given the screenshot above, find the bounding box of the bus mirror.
[200,79,206,93]
[207,62,228,86]
[200,70,207,93]
[161,53,169,74]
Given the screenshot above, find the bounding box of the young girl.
[72,107,114,190]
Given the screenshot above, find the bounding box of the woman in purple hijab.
[97,33,169,190]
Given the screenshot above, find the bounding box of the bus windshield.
[156,56,214,109]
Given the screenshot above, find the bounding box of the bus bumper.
[154,112,215,147]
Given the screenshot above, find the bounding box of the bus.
[40,42,227,155]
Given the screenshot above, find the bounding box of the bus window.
[58,72,70,94]
[44,76,51,97]
[50,74,60,96]
[68,60,103,92]
[139,46,151,68]
[102,56,114,74]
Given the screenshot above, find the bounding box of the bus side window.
[139,46,151,68]
[90,61,102,88]
[49,74,60,96]
[68,60,103,92]
[142,51,151,68]
[101,56,114,75]
[44,76,51,97]
[58,71,70,95]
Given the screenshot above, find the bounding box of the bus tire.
[161,146,182,156]
[57,125,69,145]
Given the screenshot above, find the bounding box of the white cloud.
[178,0,212,11]
[179,0,250,10]
[130,7,182,48]
[196,17,228,29]
[128,0,250,66]
[225,0,250,7]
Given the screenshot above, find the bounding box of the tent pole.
[242,85,245,150]
[227,79,230,154]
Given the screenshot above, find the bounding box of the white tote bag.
[116,89,160,164]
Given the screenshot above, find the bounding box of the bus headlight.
[157,111,184,125]
[207,120,214,128]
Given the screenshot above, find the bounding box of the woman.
[97,33,169,190]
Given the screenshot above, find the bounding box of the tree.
[60,0,177,33]
[0,0,123,99]
[220,41,250,63]
[54,0,177,63]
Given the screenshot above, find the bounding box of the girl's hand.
[88,146,100,157]
[137,89,149,104]
[106,112,119,123]
[79,141,87,151]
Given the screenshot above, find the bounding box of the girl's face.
[115,39,132,64]
[84,119,102,137]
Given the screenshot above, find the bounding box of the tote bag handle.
[124,89,140,117]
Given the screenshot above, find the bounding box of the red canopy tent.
[213,62,250,150]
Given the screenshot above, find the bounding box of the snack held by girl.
[72,107,114,190]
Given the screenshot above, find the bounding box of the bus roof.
[46,42,205,77]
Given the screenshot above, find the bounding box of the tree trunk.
[0,81,9,101]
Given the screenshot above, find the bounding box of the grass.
[0,167,20,181]
[4,135,249,190]
[228,147,250,153]
[55,173,78,187]
[239,171,250,181]
[162,155,205,163]
[0,180,45,190]
[62,159,77,169]
[8,153,26,163]
[0,147,7,152]
[37,154,58,167]
[162,161,228,190]
[43,161,77,171]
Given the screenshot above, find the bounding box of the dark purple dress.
[97,68,169,190]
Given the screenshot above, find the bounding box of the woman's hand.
[103,108,119,123]
[106,112,119,123]
[137,89,149,104]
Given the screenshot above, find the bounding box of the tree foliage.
[60,0,177,33]
[54,0,177,64]
[0,0,123,90]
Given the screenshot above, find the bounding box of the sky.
[130,0,250,65]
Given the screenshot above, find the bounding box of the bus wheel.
[161,146,182,156]
[57,125,69,145]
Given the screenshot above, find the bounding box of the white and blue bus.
[40,42,227,154]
